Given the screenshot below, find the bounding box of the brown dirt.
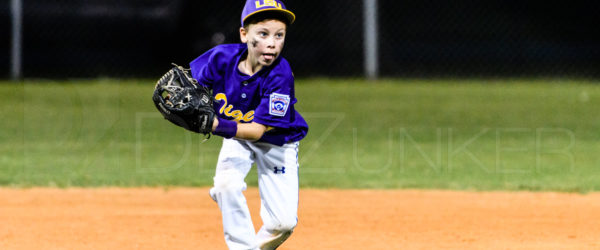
[1,188,599,250]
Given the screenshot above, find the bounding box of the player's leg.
[251,141,300,250]
[210,138,258,250]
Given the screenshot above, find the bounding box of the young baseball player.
[188,1,307,249]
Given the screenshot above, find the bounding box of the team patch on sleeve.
[269,93,290,117]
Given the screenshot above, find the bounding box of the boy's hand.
[152,64,215,136]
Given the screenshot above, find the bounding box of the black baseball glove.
[152,64,215,136]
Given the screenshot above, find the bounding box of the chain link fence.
[3,0,600,78]
[379,0,600,77]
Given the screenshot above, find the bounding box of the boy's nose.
[266,37,276,47]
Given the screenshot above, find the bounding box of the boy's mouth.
[262,53,276,61]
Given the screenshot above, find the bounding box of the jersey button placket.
[241,80,249,100]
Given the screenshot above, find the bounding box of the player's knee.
[269,217,297,233]
[278,222,296,234]
[212,169,247,194]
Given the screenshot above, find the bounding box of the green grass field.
[1,78,600,192]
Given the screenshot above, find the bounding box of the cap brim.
[242,8,295,26]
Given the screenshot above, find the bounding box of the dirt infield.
[1,188,599,249]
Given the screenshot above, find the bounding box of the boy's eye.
[259,32,268,37]
[276,33,284,38]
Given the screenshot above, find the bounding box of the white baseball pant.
[209,138,299,250]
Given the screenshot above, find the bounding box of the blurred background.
[2,1,600,190]
[3,0,600,79]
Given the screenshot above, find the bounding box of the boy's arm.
[211,118,268,141]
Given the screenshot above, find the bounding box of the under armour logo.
[273,167,285,174]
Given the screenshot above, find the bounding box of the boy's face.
[240,19,287,67]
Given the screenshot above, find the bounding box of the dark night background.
[2,0,599,78]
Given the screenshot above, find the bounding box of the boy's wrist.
[213,117,238,139]
[212,117,219,131]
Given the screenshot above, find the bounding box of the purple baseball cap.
[241,0,295,27]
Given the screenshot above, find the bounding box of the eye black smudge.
[251,40,258,48]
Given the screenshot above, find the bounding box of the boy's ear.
[239,27,248,43]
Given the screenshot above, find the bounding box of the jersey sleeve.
[253,73,298,129]
[189,47,221,88]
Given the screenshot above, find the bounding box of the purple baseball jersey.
[189,43,308,146]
